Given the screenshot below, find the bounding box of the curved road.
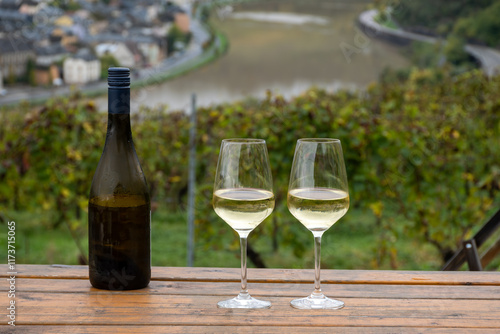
[359,9,500,76]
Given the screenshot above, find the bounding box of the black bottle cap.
[108,67,130,88]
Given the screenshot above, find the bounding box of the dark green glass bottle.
[88,67,151,290]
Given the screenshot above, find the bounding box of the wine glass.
[213,139,275,309]
[287,138,349,309]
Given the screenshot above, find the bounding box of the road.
[134,14,212,82]
[359,9,500,76]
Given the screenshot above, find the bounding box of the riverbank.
[92,1,409,112]
[357,9,500,76]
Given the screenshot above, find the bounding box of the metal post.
[187,93,197,267]
[463,239,482,271]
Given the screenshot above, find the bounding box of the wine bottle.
[88,67,151,290]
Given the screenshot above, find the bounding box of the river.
[98,0,410,112]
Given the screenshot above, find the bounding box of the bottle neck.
[108,87,130,115]
[106,113,132,142]
[106,87,132,144]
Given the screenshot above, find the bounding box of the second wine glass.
[213,139,275,309]
[287,138,349,309]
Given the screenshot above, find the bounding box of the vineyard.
[1,68,499,269]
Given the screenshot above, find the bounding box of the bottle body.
[88,68,151,290]
[88,193,150,290]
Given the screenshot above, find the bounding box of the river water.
[98,0,409,111]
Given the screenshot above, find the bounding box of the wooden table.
[2,265,500,333]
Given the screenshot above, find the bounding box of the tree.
[7,65,16,85]
[166,24,192,55]
[99,54,120,79]
[26,59,36,86]
[390,0,495,35]
[452,1,500,47]
[444,35,470,66]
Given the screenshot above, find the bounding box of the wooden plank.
[13,292,500,328]
[2,265,499,286]
[13,326,500,334]
[7,278,500,300]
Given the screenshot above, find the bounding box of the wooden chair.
[442,208,500,271]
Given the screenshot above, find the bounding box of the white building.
[95,42,136,68]
[137,41,160,66]
[63,49,100,85]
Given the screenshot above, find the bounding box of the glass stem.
[239,236,249,297]
[313,234,323,297]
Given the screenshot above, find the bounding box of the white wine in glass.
[214,188,274,233]
[287,138,349,309]
[213,139,274,309]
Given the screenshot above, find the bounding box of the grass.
[0,205,449,270]
[374,12,399,30]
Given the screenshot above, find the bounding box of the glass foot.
[291,293,344,310]
[217,293,271,309]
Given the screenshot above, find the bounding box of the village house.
[0,8,30,34]
[34,64,61,86]
[134,36,162,66]
[95,42,136,68]
[51,27,79,49]
[174,11,190,34]
[34,44,67,86]
[35,44,68,67]
[18,0,43,15]
[63,48,100,85]
[0,38,35,80]
[85,33,163,66]
[0,0,21,10]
